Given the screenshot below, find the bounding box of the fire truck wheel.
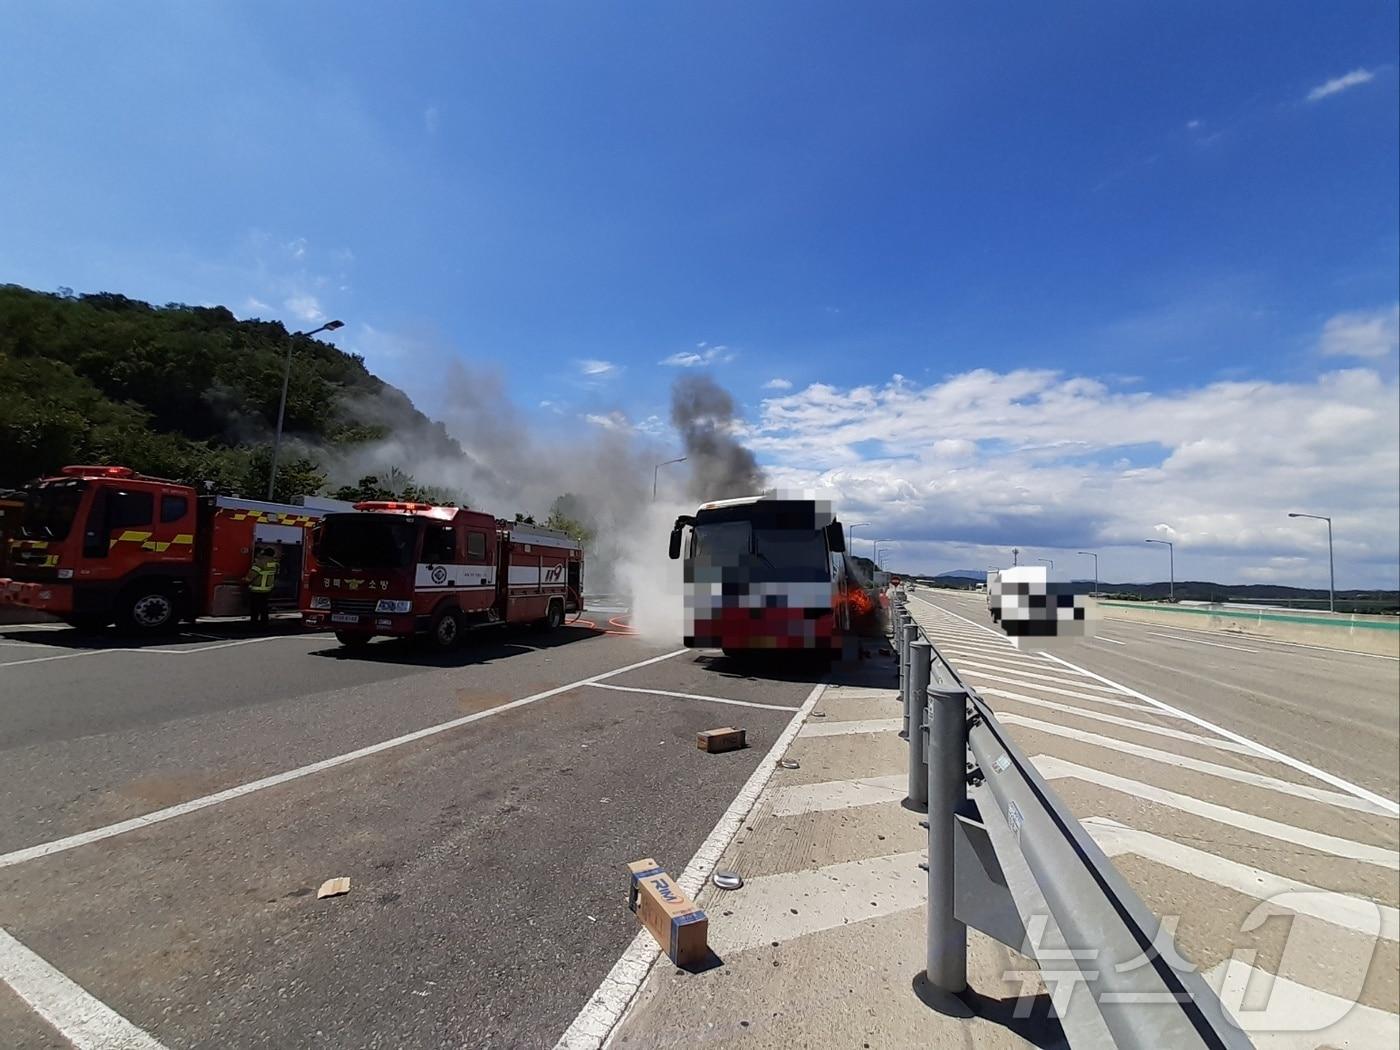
[118,584,180,635]
[335,631,373,650]
[428,607,463,650]
[543,600,565,631]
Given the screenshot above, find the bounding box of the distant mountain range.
[912,569,1397,611]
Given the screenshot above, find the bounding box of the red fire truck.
[0,465,325,633]
[301,501,584,650]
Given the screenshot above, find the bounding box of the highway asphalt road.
[0,612,825,1049]
[908,589,1399,1046]
[919,588,1400,798]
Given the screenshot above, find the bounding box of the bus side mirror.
[668,528,683,560]
[826,521,845,553]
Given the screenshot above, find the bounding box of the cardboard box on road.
[627,858,709,968]
[696,726,746,753]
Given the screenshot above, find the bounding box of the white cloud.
[424,105,440,135]
[286,237,308,260]
[763,377,794,390]
[1318,305,1399,359]
[1306,68,1375,102]
[660,343,735,367]
[1186,119,1202,130]
[577,359,618,377]
[240,296,271,316]
[584,410,631,432]
[753,364,1399,586]
[283,294,324,323]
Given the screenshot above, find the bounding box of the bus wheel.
[335,631,372,650]
[428,607,463,650]
[119,585,179,635]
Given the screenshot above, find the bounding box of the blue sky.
[3,3,1397,585]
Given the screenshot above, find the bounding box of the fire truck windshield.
[19,481,85,540]
[316,514,417,570]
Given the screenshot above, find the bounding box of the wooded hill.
[0,284,461,501]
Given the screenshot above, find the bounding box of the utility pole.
[1011,547,1019,566]
[1145,539,1175,601]
[1288,512,1335,613]
[1077,551,1099,597]
[269,319,344,500]
[652,457,687,502]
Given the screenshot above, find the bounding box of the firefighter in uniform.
[245,544,280,627]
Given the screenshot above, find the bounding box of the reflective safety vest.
[247,557,278,594]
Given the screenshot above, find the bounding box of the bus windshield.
[19,481,85,540]
[691,517,830,574]
[316,514,418,570]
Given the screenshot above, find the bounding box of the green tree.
[545,494,593,545]
[244,446,326,504]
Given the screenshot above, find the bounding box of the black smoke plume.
[670,375,766,500]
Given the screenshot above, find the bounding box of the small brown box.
[627,858,709,968]
[696,726,747,753]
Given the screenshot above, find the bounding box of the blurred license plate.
[330,613,359,624]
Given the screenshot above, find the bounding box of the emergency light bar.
[352,500,439,513]
[60,465,136,478]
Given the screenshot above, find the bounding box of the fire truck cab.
[0,465,322,633]
[302,501,583,650]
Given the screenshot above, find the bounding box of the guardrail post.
[899,622,917,739]
[906,639,931,808]
[925,681,968,994]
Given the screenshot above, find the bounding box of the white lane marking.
[1034,756,1399,869]
[0,634,309,668]
[1119,622,1400,663]
[1000,714,1393,816]
[948,659,1129,695]
[1094,636,1126,646]
[796,717,902,738]
[920,595,1400,819]
[0,649,109,669]
[1204,960,1400,1049]
[707,851,925,955]
[553,681,827,1050]
[935,648,1096,678]
[582,681,799,712]
[907,595,1005,639]
[1084,818,1398,941]
[1044,652,1400,818]
[1144,631,1260,654]
[0,926,168,1050]
[985,690,1265,755]
[770,774,907,816]
[0,649,689,871]
[962,671,1173,715]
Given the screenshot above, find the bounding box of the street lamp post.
[1011,547,1020,566]
[268,319,344,500]
[1145,539,1174,601]
[1288,512,1335,612]
[1077,551,1099,597]
[1039,557,1054,573]
[848,522,871,556]
[652,457,688,501]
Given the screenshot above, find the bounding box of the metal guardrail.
[888,592,1254,1050]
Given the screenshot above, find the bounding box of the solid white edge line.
[1041,651,1400,818]
[582,681,800,712]
[553,679,827,1050]
[916,593,1400,817]
[1143,631,1259,653]
[0,648,690,870]
[0,926,168,1050]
